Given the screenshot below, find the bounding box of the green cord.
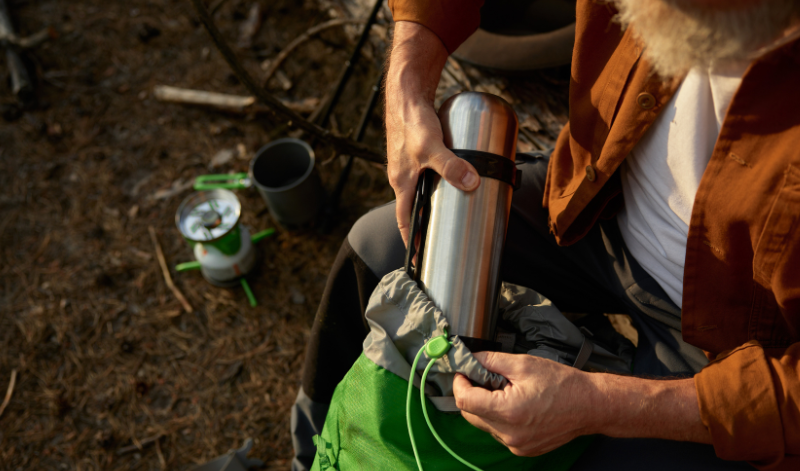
[406,335,484,471]
[420,356,483,471]
[250,228,276,244]
[406,346,427,471]
[175,261,202,272]
[240,278,257,307]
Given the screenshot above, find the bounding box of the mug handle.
[194,173,252,190]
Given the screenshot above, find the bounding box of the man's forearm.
[386,22,449,108]
[384,21,480,245]
[587,374,713,444]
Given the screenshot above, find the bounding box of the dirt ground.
[0,0,570,469]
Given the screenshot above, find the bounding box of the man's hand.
[385,22,480,247]
[453,351,593,456]
[453,351,713,457]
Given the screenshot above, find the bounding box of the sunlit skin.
[385,0,787,457]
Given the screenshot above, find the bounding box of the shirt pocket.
[753,164,800,288]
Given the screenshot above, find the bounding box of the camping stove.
[175,189,255,287]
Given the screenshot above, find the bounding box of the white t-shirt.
[617,61,749,308]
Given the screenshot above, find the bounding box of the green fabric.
[312,353,593,470]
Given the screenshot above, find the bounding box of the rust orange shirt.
[390,0,800,467]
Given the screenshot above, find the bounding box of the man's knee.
[347,201,405,279]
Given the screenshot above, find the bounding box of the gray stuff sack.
[363,269,634,412]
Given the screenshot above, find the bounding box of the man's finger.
[395,186,414,248]
[453,373,500,417]
[472,351,526,379]
[424,147,480,192]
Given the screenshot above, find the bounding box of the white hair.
[613,0,800,79]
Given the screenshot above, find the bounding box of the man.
[292,0,800,469]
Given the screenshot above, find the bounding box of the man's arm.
[591,366,712,443]
[452,351,711,457]
[385,22,480,246]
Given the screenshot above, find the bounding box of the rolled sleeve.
[388,0,483,53]
[695,340,800,469]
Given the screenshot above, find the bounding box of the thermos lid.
[438,92,519,161]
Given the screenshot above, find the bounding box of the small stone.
[209,148,235,168]
[236,143,247,160]
[274,70,292,91]
[46,122,63,138]
[290,287,306,305]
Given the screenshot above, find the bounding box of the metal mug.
[195,138,325,229]
[405,92,520,352]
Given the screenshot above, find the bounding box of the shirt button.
[585,165,596,182]
[637,92,656,110]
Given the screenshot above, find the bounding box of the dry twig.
[148,226,193,314]
[0,26,56,49]
[116,434,164,455]
[208,0,229,16]
[155,85,256,109]
[0,369,17,419]
[262,18,364,84]
[189,0,385,165]
[155,439,166,469]
[237,3,262,49]
[30,232,52,262]
[153,85,320,114]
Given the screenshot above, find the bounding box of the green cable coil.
[406,332,484,471]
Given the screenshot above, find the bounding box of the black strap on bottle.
[404,150,524,280]
[451,149,521,190]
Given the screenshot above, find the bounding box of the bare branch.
[148,226,193,314]
[189,0,385,165]
[0,369,17,419]
[262,18,364,84]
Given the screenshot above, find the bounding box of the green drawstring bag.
[311,269,613,470]
[312,352,593,470]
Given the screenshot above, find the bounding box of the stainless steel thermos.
[405,92,519,352]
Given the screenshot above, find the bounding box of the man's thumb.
[427,150,480,191]
[453,373,495,417]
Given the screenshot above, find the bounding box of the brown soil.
[0,0,569,469]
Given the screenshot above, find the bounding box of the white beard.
[613,0,800,79]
